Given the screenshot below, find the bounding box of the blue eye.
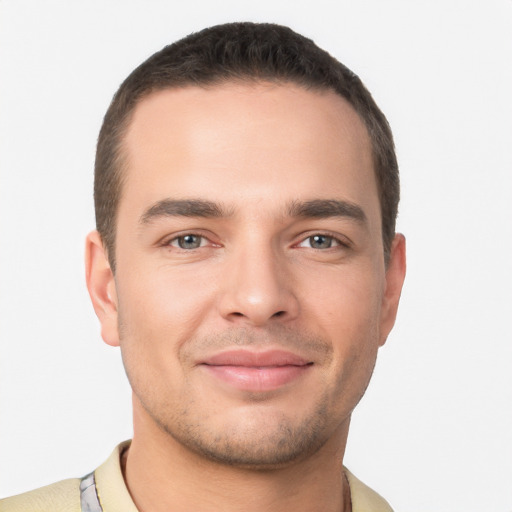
[300,234,339,249]
[171,234,204,249]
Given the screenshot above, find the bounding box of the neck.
[123,401,352,512]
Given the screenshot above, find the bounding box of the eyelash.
[163,232,350,251]
[165,233,215,250]
[296,233,349,250]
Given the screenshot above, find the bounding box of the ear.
[379,234,406,346]
[85,231,120,347]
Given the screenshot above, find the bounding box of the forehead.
[120,82,379,226]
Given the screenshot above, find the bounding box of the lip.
[200,349,313,392]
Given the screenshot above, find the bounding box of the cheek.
[303,266,383,395]
[115,264,218,358]
[115,269,215,409]
[304,265,383,342]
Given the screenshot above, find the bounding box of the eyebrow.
[140,199,232,224]
[287,199,367,223]
[139,198,366,224]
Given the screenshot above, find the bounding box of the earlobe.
[379,234,407,346]
[85,231,120,347]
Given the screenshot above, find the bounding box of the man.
[1,22,406,512]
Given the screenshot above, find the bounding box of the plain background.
[1,1,511,510]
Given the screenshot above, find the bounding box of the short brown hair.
[95,22,399,270]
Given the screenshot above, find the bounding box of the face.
[87,83,405,468]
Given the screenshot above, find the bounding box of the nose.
[217,243,300,327]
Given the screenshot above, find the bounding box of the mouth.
[200,349,313,392]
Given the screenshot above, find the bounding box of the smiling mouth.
[200,349,313,392]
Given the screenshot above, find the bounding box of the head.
[86,22,406,470]
[94,22,399,272]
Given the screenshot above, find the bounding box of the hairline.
[104,77,388,270]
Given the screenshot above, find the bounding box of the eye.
[298,234,341,249]
[169,234,206,250]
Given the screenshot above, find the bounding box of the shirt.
[0,441,393,512]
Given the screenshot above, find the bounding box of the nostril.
[272,311,285,318]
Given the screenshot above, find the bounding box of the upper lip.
[201,349,311,367]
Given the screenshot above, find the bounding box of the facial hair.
[121,323,368,470]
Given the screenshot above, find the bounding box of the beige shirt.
[0,441,393,512]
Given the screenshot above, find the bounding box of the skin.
[86,82,406,512]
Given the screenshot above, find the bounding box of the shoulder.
[0,478,81,512]
[345,468,394,512]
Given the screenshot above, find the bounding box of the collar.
[93,441,392,512]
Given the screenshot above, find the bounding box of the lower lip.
[202,364,311,392]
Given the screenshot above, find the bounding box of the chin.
[150,396,342,470]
